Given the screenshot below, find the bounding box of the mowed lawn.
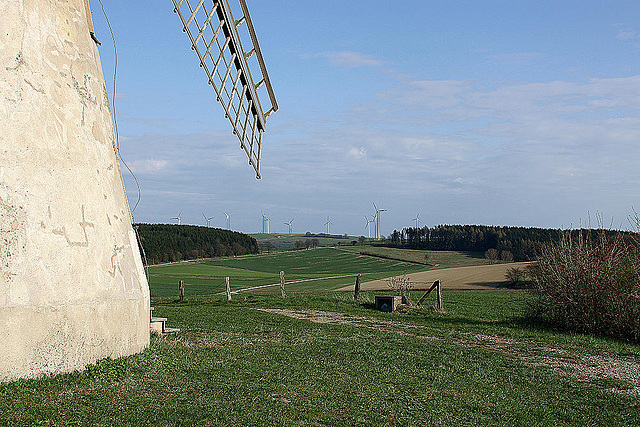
[148,247,429,297]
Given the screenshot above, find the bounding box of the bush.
[529,227,640,342]
[386,275,415,305]
[503,266,531,288]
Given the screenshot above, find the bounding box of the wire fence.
[226,274,361,295]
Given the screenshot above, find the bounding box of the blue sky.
[92,0,640,235]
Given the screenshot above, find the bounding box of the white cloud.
[317,51,383,68]
[489,52,543,65]
[389,80,469,109]
[616,28,636,40]
[128,159,169,174]
[347,147,367,159]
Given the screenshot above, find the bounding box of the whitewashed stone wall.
[0,0,150,381]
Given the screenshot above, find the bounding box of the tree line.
[384,224,632,261]
[134,223,259,265]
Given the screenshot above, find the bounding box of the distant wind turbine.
[261,210,267,233]
[223,212,230,230]
[372,212,378,239]
[412,214,420,229]
[373,202,386,239]
[284,219,294,235]
[364,215,375,238]
[324,216,333,235]
[203,213,214,227]
[171,212,182,225]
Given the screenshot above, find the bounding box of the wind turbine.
[265,215,271,234]
[324,216,333,235]
[223,212,230,230]
[365,215,375,238]
[171,212,182,225]
[372,212,378,239]
[412,214,420,229]
[203,214,214,227]
[284,219,294,235]
[261,211,266,233]
[373,202,386,239]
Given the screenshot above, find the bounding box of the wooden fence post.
[179,280,184,302]
[436,280,443,312]
[225,276,232,301]
[417,279,443,312]
[354,274,361,301]
[279,270,286,298]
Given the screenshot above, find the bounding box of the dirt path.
[256,308,640,397]
[335,262,532,292]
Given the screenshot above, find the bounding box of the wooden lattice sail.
[172,0,278,179]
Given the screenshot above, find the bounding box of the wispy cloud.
[128,159,169,174]
[489,52,543,65]
[315,51,384,69]
[347,147,367,159]
[616,27,636,41]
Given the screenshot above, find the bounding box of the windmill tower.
[203,214,213,227]
[0,0,277,382]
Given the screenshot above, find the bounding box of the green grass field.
[3,247,639,425]
[340,245,489,267]
[2,291,639,426]
[148,247,492,298]
[148,247,430,297]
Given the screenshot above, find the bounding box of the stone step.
[149,314,179,335]
[149,320,164,334]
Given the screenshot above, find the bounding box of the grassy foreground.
[1,291,639,426]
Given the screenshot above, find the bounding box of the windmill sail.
[172,0,278,179]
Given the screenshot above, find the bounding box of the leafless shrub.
[500,250,514,262]
[484,248,499,264]
[529,217,640,342]
[386,275,415,306]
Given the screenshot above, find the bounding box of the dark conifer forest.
[134,224,259,265]
[383,225,634,262]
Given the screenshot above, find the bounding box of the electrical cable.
[96,0,149,278]
[97,0,142,217]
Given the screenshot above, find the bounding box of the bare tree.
[484,248,499,264]
[500,250,514,262]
